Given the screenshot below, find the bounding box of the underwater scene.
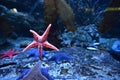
[0,0,120,80]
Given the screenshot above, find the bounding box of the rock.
[108,40,120,61]
[98,0,120,38]
[0,33,7,47]
[0,46,120,80]
[20,41,32,48]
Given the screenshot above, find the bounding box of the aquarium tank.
[0,0,120,80]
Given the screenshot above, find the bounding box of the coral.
[48,52,73,63]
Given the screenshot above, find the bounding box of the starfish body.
[48,52,73,63]
[28,48,47,59]
[0,49,20,59]
[22,24,59,60]
[17,67,54,80]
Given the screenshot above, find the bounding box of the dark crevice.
[0,62,17,68]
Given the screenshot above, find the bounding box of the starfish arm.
[22,41,38,52]
[30,30,41,41]
[11,49,21,55]
[0,55,7,59]
[43,41,59,51]
[42,24,51,42]
[38,44,43,60]
[9,55,13,59]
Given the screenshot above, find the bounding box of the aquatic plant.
[44,0,76,32]
[56,0,76,31]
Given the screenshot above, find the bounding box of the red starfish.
[0,49,20,59]
[22,24,59,60]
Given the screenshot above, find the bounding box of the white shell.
[93,43,100,46]
[87,47,98,50]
